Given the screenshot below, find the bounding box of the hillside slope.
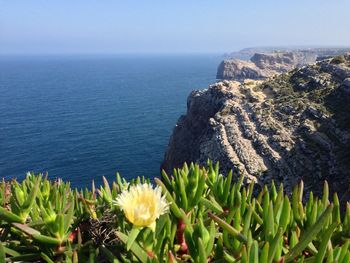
[163,54,350,198]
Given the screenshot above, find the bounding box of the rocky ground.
[162,54,350,200]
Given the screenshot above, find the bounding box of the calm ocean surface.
[0,54,221,188]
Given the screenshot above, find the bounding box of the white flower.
[114,183,169,231]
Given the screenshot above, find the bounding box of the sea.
[0,54,221,188]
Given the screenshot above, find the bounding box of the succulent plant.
[1,162,350,262]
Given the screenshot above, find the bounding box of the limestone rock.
[218,49,350,82]
[217,52,312,81]
[162,55,350,200]
[342,78,350,93]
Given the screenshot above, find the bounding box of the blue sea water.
[0,54,221,188]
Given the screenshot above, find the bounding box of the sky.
[1,0,350,54]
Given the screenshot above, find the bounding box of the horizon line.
[1,45,350,56]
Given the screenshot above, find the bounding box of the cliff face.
[217,52,314,81]
[163,54,350,198]
[217,48,350,81]
[225,47,350,60]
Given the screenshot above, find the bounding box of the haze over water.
[0,54,221,187]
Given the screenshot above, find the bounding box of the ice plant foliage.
[1,162,350,262]
[114,183,169,231]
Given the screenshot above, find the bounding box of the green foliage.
[1,163,350,262]
[330,55,346,64]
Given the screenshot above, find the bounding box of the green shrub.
[0,162,350,262]
[330,55,346,64]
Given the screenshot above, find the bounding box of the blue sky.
[1,0,349,54]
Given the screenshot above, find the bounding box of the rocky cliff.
[163,54,350,199]
[225,47,350,60]
[218,48,350,81]
[217,52,313,80]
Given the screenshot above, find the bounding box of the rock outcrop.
[225,47,350,60]
[218,48,350,81]
[163,54,350,199]
[217,52,313,81]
